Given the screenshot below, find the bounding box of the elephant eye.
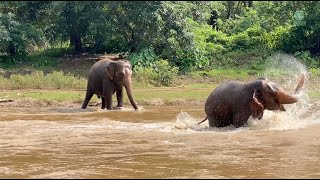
[117,72,124,77]
[266,82,278,93]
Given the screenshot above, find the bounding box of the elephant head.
[106,60,138,110]
[251,73,305,112]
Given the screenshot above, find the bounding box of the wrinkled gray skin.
[81,59,138,110]
[199,75,304,128]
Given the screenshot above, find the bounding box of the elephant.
[81,58,139,110]
[197,73,305,128]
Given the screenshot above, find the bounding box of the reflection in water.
[0,100,320,178]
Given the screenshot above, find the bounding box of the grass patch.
[0,71,87,90]
[0,87,213,106]
[178,83,217,89]
[133,88,212,101]
[1,78,319,106]
[1,86,319,107]
[191,69,251,80]
[309,91,320,99]
[0,91,84,102]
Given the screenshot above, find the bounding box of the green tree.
[0,1,43,57]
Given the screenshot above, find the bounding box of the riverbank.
[0,81,319,109]
[1,53,319,108]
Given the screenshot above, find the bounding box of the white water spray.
[249,53,318,130]
[174,53,320,132]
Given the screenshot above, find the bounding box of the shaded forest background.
[1,1,320,78]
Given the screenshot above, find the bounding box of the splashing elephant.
[198,73,305,128]
[81,58,138,110]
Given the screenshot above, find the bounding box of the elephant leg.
[116,89,123,107]
[105,95,113,110]
[208,116,219,127]
[233,112,250,128]
[81,89,93,109]
[208,115,233,127]
[104,91,113,110]
[101,97,106,109]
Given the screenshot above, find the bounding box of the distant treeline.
[1,1,320,71]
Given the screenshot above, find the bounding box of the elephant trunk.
[294,73,305,94]
[124,70,139,110]
[277,73,305,104]
[276,90,298,104]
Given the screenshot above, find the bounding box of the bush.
[264,25,292,50]
[175,18,227,72]
[309,67,320,76]
[294,51,320,68]
[177,16,270,72]
[44,71,86,89]
[128,47,158,70]
[153,59,179,86]
[27,48,72,68]
[133,59,178,87]
[132,66,156,86]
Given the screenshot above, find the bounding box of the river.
[0,98,320,178]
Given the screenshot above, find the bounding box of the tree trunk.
[227,1,233,19]
[70,29,83,54]
[94,28,103,53]
[64,2,83,54]
[316,36,320,53]
[8,42,16,56]
[236,1,241,18]
[129,31,136,53]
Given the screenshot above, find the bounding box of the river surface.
[0,99,320,179]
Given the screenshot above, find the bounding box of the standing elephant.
[198,73,305,128]
[81,58,139,110]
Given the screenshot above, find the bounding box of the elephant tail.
[197,116,208,125]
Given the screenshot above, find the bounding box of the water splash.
[173,112,237,133]
[173,53,319,132]
[258,53,308,93]
[248,99,320,131]
[248,53,319,130]
[173,112,197,129]
[262,53,308,77]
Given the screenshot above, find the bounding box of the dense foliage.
[1,1,320,76]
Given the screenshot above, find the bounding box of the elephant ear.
[124,67,132,76]
[253,90,264,110]
[106,62,115,80]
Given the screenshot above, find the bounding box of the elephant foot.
[112,106,124,110]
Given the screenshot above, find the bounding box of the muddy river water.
[0,98,320,178]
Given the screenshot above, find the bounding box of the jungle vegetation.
[1,1,320,87]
